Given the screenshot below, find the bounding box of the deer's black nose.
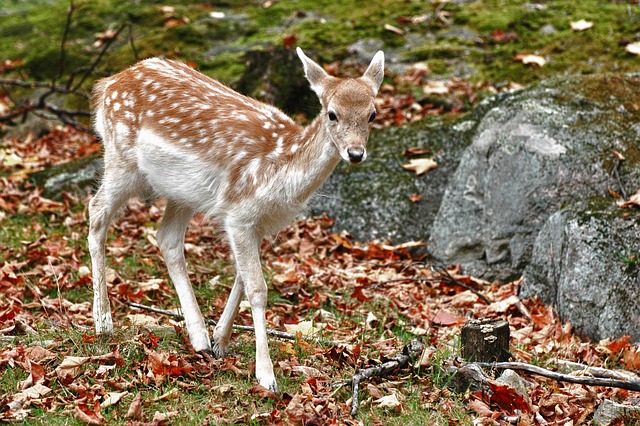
[347,147,365,164]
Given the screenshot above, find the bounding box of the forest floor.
[2,1,640,425]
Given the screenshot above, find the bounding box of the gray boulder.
[521,202,640,342]
[427,74,640,281]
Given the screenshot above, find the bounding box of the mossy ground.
[2,0,640,105]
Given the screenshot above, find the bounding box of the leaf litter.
[1,103,639,424]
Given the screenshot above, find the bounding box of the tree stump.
[461,319,510,363]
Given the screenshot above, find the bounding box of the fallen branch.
[474,361,640,392]
[124,300,337,345]
[333,340,425,417]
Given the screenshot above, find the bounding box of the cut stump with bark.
[461,319,510,363]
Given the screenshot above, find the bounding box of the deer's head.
[297,47,385,164]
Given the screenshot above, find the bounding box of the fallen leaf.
[126,392,142,420]
[101,391,128,408]
[367,383,383,399]
[249,384,278,401]
[374,390,403,412]
[55,356,90,382]
[15,383,51,399]
[430,309,466,326]
[73,403,104,425]
[617,188,640,208]
[402,146,431,157]
[513,53,547,67]
[283,33,297,48]
[570,19,593,31]
[612,150,625,161]
[625,41,640,56]
[152,388,178,402]
[402,158,438,175]
[488,381,531,414]
[491,29,518,43]
[423,80,449,95]
[291,365,324,378]
[469,397,494,417]
[284,320,325,336]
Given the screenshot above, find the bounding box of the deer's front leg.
[157,201,212,353]
[227,226,277,393]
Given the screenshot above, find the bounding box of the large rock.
[521,202,640,342]
[426,74,640,281]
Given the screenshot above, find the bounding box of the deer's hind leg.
[212,274,244,358]
[89,169,144,334]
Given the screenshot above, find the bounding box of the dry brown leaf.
[617,188,640,208]
[423,80,449,95]
[374,390,403,412]
[73,403,104,425]
[126,392,142,420]
[291,365,324,378]
[409,193,422,202]
[468,397,494,417]
[401,158,438,175]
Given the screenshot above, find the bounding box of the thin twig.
[474,361,640,392]
[436,267,492,305]
[53,0,77,88]
[0,79,89,98]
[124,300,337,345]
[71,22,134,92]
[333,340,425,417]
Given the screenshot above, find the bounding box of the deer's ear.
[297,47,330,98]
[362,51,385,96]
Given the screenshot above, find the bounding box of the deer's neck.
[284,117,340,203]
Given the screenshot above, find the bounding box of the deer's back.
[92,58,308,226]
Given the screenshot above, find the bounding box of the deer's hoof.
[211,339,227,359]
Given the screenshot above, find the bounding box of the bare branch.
[124,300,338,345]
[473,361,640,392]
[71,23,135,92]
[332,340,425,417]
[55,0,78,88]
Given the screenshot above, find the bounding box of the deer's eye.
[368,111,376,123]
[328,111,338,122]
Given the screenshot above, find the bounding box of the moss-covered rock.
[521,201,639,342]
[427,73,640,282]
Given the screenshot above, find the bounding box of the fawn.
[88,48,384,392]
